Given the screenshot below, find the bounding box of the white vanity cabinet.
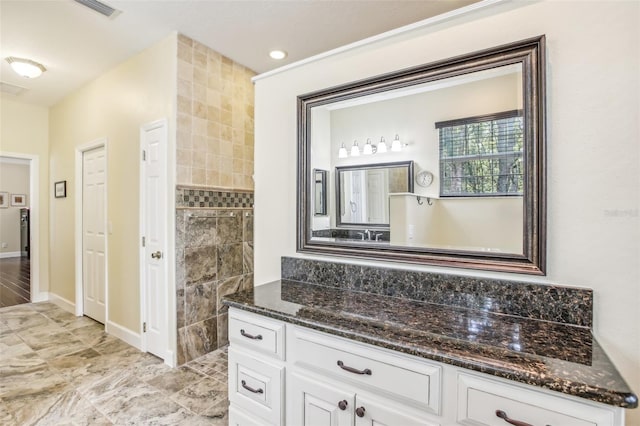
[227,308,626,426]
[228,309,286,426]
[290,371,439,426]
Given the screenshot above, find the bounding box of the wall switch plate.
[1,242,7,248]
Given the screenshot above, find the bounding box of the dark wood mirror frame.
[297,35,546,275]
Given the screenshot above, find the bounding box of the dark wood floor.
[0,257,30,308]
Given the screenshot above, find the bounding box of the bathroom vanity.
[223,258,637,426]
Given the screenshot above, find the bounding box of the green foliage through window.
[437,110,523,197]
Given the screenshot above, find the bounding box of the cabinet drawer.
[458,373,618,426]
[228,347,284,426]
[291,326,441,414]
[229,308,285,360]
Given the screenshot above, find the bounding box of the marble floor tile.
[0,302,230,425]
[146,365,206,394]
[169,376,227,415]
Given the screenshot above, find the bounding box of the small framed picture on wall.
[0,192,8,208]
[55,181,67,198]
[11,194,26,207]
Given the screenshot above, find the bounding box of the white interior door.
[82,146,106,324]
[366,169,388,223]
[141,120,167,359]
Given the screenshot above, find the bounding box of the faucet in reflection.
[356,229,385,241]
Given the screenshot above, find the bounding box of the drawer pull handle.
[355,407,366,418]
[496,410,534,426]
[240,329,263,340]
[241,380,264,394]
[337,360,372,375]
[338,400,348,410]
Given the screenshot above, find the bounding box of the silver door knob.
[151,251,162,259]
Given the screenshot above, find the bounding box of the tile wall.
[175,189,254,365]
[176,34,255,189]
[174,34,255,364]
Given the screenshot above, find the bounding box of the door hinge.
[143,322,147,333]
[142,236,146,247]
[142,150,146,161]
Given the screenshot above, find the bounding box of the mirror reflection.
[310,64,524,253]
[336,161,413,229]
[313,169,328,216]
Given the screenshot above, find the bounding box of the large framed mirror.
[297,36,546,274]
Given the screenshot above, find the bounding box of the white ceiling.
[0,0,478,107]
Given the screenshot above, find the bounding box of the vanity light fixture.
[350,140,360,156]
[269,50,287,60]
[391,134,402,152]
[336,135,402,159]
[338,143,348,158]
[378,137,388,153]
[5,57,46,79]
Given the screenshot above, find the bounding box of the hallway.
[0,302,229,425]
[0,257,30,308]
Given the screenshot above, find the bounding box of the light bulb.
[350,140,360,157]
[391,134,402,152]
[378,137,388,153]
[363,138,373,155]
[338,143,348,158]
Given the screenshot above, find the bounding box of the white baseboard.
[164,350,175,367]
[0,251,22,259]
[106,320,141,350]
[48,293,76,314]
[32,291,49,303]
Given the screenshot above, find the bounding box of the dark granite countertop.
[222,279,638,409]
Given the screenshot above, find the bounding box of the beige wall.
[0,162,30,254]
[0,97,50,294]
[326,72,522,200]
[49,34,177,332]
[176,34,255,190]
[253,1,639,423]
[390,195,523,253]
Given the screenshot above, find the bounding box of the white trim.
[106,320,141,350]
[0,157,30,165]
[74,138,108,320]
[252,0,507,82]
[0,152,41,303]
[139,118,171,365]
[0,251,22,258]
[48,292,76,314]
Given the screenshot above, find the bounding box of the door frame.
[74,138,108,320]
[139,118,171,364]
[0,152,42,302]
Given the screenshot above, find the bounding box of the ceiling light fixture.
[6,57,46,79]
[269,50,287,60]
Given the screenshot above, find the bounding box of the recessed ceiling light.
[269,50,287,60]
[5,57,46,79]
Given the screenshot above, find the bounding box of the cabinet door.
[354,394,440,426]
[291,372,355,426]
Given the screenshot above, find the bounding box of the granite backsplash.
[281,257,592,328]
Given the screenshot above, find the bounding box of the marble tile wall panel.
[176,34,255,189]
[281,257,593,327]
[176,207,253,364]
